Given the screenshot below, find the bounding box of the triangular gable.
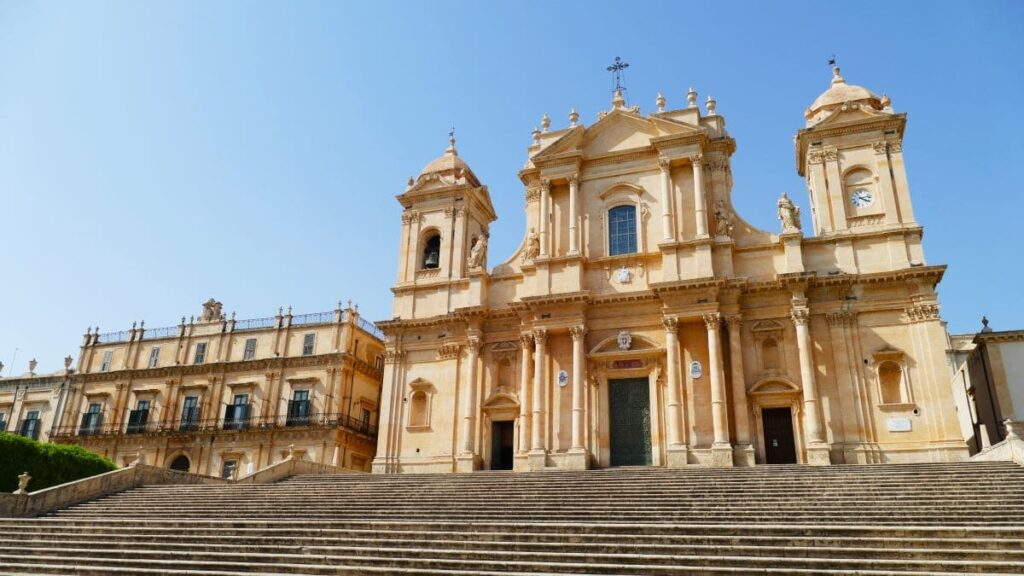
[813,105,890,128]
[532,109,703,162]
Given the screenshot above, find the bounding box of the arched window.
[409,391,429,427]
[879,361,903,404]
[169,454,190,472]
[608,205,637,256]
[762,339,780,370]
[422,233,441,269]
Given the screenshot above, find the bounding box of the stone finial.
[687,87,698,108]
[612,89,626,109]
[129,448,142,467]
[705,95,717,116]
[982,316,993,333]
[347,299,353,310]
[287,305,292,316]
[28,359,37,375]
[64,355,73,370]
[541,113,550,133]
[568,107,579,128]
[406,176,414,187]
[656,92,665,112]
[0,361,4,376]
[531,127,541,145]
[287,443,295,460]
[13,472,31,495]
[230,311,236,321]
[880,93,891,108]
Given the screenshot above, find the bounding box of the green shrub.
[0,433,117,493]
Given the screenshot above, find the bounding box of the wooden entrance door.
[762,407,797,464]
[490,421,515,470]
[608,378,652,466]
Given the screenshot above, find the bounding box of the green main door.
[608,378,653,466]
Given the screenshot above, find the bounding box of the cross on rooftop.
[607,56,629,92]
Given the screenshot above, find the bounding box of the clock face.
[851,188,874,208]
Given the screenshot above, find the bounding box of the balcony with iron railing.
[286,400,311,427]
[179,406,201,432]
[50,410,376,441]
[79,413,103,437]
[125,409,150,435]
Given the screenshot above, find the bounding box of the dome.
[805,67,884,126]
[418,136,473,179]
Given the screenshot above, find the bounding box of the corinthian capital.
[662,315,679,333]
[568,173,579,186]
[533,328,548,345]
[791,307,810,326]
[725,314,743,330]
[690,153,703,167]
[570,325,588,341]
[539,178,551,192]
[658,156,671,171]
[702,312,721,331]
[520,332,534,348]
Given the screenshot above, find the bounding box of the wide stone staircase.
[1,461,1023,575]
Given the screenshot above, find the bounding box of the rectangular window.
[0,411,7,432]
[302,333,315,356]
[243,338,257,361]
[80,403,102,436]
[180,396,200,431]
[193,342,207,365]
[100,350,113,372]
[287,389,310,427]
[224,394,250,430]
[20,410,40,440]
[127,400,150,434]
[148,347,160,369]
[221,459,238,479]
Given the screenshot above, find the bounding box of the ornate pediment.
[589,332,661,357]
[532,109,703,163]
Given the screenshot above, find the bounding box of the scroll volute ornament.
[702,313,721,331]
[662,315,679,333]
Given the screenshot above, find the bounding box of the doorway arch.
[169,454,191,472]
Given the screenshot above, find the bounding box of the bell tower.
[392,135,496,319]
[795,66,917,239]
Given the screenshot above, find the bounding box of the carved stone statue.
[64,356,73,370]
[522,228,540,263]
[467,234,488,271]
[200,298,224,322]
[28,359,37,375]
[714,200,734,238]
[777,193,802,232]
[13,471,31,495]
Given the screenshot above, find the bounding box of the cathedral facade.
[373,68,967,473]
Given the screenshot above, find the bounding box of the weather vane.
[828,54,837,68]
[607,56,629,93]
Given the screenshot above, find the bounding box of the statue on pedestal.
[522,228,540,263]
[714,200,734,238]
[777,193,802,232]
[468,234,488,271]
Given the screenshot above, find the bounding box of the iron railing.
[358,317,384,340]
[286,400,311,427]
[96,330,131,343]
[234,316,277,331]
[141,325,179,340]
[126,409,150,434]
[50,410,376,440]
[291,311,335,326]
[223,403,252,430]
[179,407,201,432]
[79,413,103,436]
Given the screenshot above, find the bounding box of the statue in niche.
[714,200,734,238]
[777,193,802,232]
[467,234,488,271]
[200,298,224,322]
[522,228,540,263]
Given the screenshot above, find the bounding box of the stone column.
[664,316,686,467]
[539,179,551,258]
[659,157,675,241]
[569,325,587,452]
[691,154,708,238]
[530,328,547,453]
[705,313,733,466]
[456,333,482,472]
[872,142,901,225]
[518,333,533,454]
[568,175,580,256]
[725,314,754,465]
[792,306,830,465]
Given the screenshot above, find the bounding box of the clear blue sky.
[1,1,1022,374]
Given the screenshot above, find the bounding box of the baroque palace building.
[49,299,385,476]
[373,67,967,474]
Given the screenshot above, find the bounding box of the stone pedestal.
[564,449,589,471]
[666,445,689,468]
[455,454,479,473]
[512,453,530,472]
[733,444,756,467]
[711,444,734,467]
[806,443,831,466]
[527,450,547,471]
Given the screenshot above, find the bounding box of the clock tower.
[796,67,919,245]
